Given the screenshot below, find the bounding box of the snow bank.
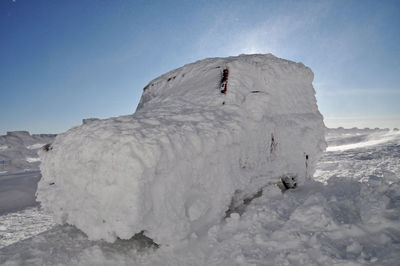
[37,54,326,244]
[6,176,400,266]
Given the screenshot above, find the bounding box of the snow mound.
[37,54,326,244]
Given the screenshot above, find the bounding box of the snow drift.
[37,54,326,244]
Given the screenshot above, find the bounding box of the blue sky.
[1,0,399,135]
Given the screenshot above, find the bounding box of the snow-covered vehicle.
[37,54,326,245]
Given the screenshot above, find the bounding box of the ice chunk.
[26,157,41,163]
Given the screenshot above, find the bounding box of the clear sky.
[1,0,399,135]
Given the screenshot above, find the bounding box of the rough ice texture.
[37,54,326,244]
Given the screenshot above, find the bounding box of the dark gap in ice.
[120,231,160,249]
[279,174,297,191]
[225,189,263,217]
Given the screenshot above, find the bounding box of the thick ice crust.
[37,54,326,244]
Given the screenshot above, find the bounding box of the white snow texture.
[37,54,326,244]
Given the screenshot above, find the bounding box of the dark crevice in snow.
[225,188,263,217]
[219,67,229,94]
[118,231,159,250]
[280,174,297,190]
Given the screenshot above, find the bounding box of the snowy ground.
[0,128,399,265]
[0,171,41,215]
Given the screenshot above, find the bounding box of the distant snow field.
[26,143,45,150]
[326,129,400,152]
[0,131,56,174]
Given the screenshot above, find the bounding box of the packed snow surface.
[0,171,42,214]
[37,54,326,244]
[0,128,399,265]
